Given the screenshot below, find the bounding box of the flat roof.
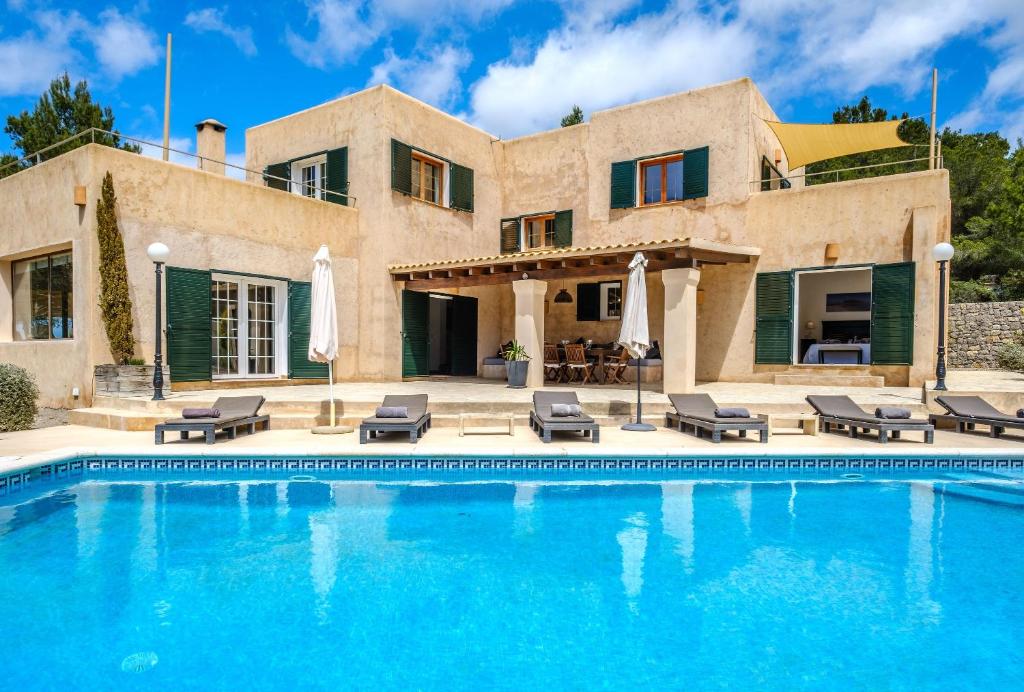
[390,237,760,289]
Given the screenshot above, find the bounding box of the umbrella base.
[621,422,657,432]
[311,425,354,435]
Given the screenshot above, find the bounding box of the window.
[291,156,327,200]
[600,281,622,320]
[411,152,443,204]
[210,274,287,378]
[523,214,555,250]
[12,250,73,340]
[640,155,684,205]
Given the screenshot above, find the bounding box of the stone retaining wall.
[949,301,1024,368]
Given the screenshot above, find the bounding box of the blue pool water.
[1,471,1023,689]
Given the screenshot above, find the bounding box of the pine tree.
[96,172,136,364]
[560,105,584,127]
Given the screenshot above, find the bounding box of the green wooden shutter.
[166,267,212,382]
[287,281,329,378]
[391,139,413,194]
[402,290,430,377]
[450,295,478,376]
[871,262,916,365]
[500,218,521,254]
[755,271,793,364]
[450,163,474,212]
[264,162,290,191]
[683,146,709,200]
[553,210,573,247]
[576,283,600,322]
[325,147,348,206]
[610,160,636,208]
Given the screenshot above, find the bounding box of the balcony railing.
[749,154,941,193]
[0,127,356,206]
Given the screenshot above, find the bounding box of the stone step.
[773,373,885,388]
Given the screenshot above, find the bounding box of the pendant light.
[554,279,573,303]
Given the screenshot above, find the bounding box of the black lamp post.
[147,242,170,401]
[933,242,954,391]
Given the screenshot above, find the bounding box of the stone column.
[512,279,547,389]
[910,205,941,387]
[662,267,701,394]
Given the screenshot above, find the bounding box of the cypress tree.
[96,171,136,364]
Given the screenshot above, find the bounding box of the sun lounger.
[806,395,933,444]
[359,394,431,444]
[529,391,599,443]
[155,395,269,445]
[665,393,768,443]
[930,395,1024,438]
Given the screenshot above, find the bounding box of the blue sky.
[1,0,1022,169]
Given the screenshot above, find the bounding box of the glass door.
[211,279,240,376]
[246,283,277,376]
[211,274,287,379]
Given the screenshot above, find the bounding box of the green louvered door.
[166,267,212,382]
[451,295,478,376]
[755,271,794,364]
[553,210,573,247]
[610,160,636,208]
[402,290,430,378]
[870,262,916,365]
[683,146,709,199]
[391,139,413,194]
[450,163,474,212]
[500,218,520,254]
[325,147,348,205]
[287,281,329,378]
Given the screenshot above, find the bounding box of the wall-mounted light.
[774,149,782,165]
[74,185,87,206]
[521,272,529,280]
[824,243,840,261]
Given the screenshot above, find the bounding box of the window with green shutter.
[755,271,794,364]
[264,162,290,191]
[500,218,521,254]
[553,210,573,247]
[166,267,212,382]
[450,162,474,212]
[324,147,348,206]
[450,295,478,375]
[287,281,329,378]
[577,283,600,322]
[610,160,636,208]
[401,290,430,377]
[683,146,709,200]
[870,262,916,365]
[391,139,413,195]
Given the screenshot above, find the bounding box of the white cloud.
[184,7,257,57]
[368,45,471,109]
[135,134,194,166]
[0,11,85,96]
[370,0,514,25]
[469,6,755,136]
[90,8,160,80]
[285,0,380,68]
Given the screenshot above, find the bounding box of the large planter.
[505,360,529,388]
[94,364,169,398]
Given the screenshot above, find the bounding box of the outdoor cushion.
[362,395,428,426]
[807,395,929,425]
[182,408,220,419]
[551,403,582,417]
[533,392,594,423]
[875,407,911,419]
[669,394,762,424]
[376,406,409,418]
[715,407,750,418]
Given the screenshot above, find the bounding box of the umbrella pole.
[621,358,656,432]
[328,361,335,427]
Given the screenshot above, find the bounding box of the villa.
[0,77,949,408]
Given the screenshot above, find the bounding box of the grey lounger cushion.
[807,395,929,426]
[361,394,428,425]
[533,392,595,424]
[935,395,1024,424]
[668,394,762,424]
[163,396,265,425]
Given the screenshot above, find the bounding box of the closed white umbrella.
[618,252,655,431]
[308,245,347,433]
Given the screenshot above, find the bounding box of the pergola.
[389,237,760,290]
[389,237,761,391]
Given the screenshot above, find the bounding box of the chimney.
[195,118,227,175]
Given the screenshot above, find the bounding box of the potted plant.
[503,340,531,388]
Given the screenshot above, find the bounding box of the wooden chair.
[563,343,595,384]
[602,349,630,385]
[543,344,565,382]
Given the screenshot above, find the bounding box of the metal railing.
[749,154,941,192]
[0,127,356,206]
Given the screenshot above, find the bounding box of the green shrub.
[950,279,996,303]
[997,332,1024,372]
[0,363,39,432]
[999,269,1024,301]
[97,171,136,364]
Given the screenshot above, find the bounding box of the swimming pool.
[1,461,1022,689]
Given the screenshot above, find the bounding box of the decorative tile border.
[2,454,1022,498]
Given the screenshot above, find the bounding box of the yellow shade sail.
[764,119,908,170]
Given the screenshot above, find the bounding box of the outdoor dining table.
[555,345,616,384]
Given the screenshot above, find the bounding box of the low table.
[458,413,515,436]
[760,413,818,436]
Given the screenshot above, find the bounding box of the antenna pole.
[162,33,172,162]
[928,68,937,170]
